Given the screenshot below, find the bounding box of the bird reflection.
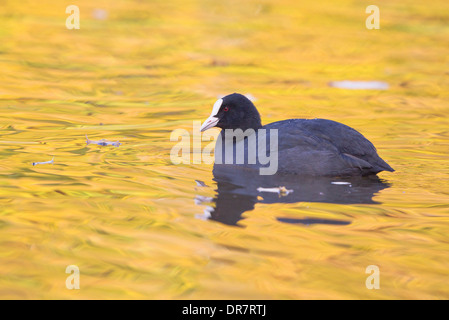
[195,164,391,226]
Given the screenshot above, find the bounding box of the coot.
[200,93,394,177]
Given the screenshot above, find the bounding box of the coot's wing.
[264,119,394,175]
[303,119,394,172]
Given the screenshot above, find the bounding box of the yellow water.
[0,0,448,299]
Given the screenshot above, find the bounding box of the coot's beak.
[200,98,223,132]
[200,115,219,132]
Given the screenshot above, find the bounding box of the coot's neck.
[220,115,263,132]
[239,117,263,132]
[219,119,262,143]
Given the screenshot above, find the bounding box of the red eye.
[223,107,229,112]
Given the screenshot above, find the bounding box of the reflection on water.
[195,164,390,226]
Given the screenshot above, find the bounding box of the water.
[0,0,448,299]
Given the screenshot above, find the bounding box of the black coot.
[200,93,394,176]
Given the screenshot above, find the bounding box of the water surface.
[0,0,448,299]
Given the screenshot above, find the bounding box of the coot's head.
[200,93,262,132]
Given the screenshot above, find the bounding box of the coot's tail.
[373,157,395,173]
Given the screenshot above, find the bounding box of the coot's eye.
[223,107,229,112]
